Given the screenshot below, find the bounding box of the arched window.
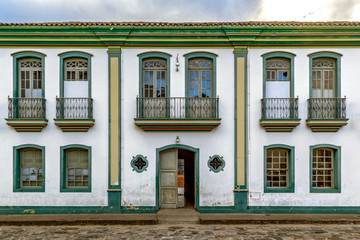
[265,58,290,98]
[264,145,294,193]
[311,58,336,98]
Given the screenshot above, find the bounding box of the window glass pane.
[20,148,42,188]
[66,148,89,188]
[266,148,289,188]
[312,148,334,189]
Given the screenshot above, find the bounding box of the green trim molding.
[6,119,48,132]
[54,119,95,132]
[11,51,46,98]
[60,144,92,192]
[310,144,341,193]
[156,144,199,211]
[307,51,348,132]
[138,51,171,99]
[207,155,225,173]
[13,144,45,192]
[264,144,295,193]
[259,119,301,132]
[233,48,248,212]
[134,118,221,131]
[58,51,92,98]
[107,47,122,210]
[260,51,300,132]
[130,154,149,173]
[184,51,217,99]
[262,51,296,98]
[306,119,348,132]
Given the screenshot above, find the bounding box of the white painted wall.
[121,49,235,207]
[0,49,108,206]
[248,48,360,206]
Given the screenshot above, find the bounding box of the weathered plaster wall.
[0,49,108,206]
[248,48,360,206]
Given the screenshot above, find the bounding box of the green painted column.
[107,47,122,210]
[234,48,248,212]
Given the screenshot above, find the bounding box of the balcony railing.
[307,98,346,119]
[261,98,299,119]
[8,97,46,119]
[136,97,219,119]
[56,97,93,119]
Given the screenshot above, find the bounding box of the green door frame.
[156,144,199,211]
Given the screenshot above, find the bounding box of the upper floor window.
[265,58,290,98]
[143,58,167,98]
[188,58,212,98]
[312,58,336,98]
[65,58,88,82]
[19,58,42,98]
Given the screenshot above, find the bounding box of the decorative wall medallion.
[207,155,225,173]
[131,155,148,173]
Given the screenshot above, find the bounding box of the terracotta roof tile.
[1,21,360,27]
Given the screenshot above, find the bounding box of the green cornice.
[2,24,360,48]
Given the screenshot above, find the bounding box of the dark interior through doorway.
[178,149,195,207]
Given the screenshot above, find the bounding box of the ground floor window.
[310,145,341,193]
[264,144,294,193]
[60,145,91,192]
[13,145,45,192]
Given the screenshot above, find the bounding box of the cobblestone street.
[0,224,360,240]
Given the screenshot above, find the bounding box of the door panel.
[160,149,178,208]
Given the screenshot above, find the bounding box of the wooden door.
[160,149,178,208]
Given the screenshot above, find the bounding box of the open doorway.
[159,148,195,209]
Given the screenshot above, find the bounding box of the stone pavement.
[1,224,360,239]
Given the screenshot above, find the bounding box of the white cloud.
[0,0,359,23]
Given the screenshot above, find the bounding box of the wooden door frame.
[156,144,199,211]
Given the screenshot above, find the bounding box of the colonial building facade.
[0,21,358,214]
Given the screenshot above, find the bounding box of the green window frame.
[184,52,217,98]
[11,51,46,98]
[310,144,341,193]
[264,144,294,193]
[59,51,93,98]
[262,51,295,98]
[13,144,45,192]
[308,51,342,98]
[138,52,171,98]
[60,144,91,192]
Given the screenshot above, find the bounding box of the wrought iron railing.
[56,98,93,119]
[261,98,299,119]
[8,97,46,119]
[307,98,346,119]
[136,97,219,119]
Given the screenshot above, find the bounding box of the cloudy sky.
[0,0,359,23]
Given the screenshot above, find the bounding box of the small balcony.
[6,97,48,132]
[135,97,221,131]
[54,97,94,132]
[259,98,300,132]
[306,97,348,132]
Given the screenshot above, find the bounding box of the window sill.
[259,119,301,132]
[310,188,341,193]
[306,119,348,132]
[54,119,95,132]
[6,118,48,132]
[264,188,295,193]
[134,118,221,131]
[13,187,45,192]
[60,188,91,193]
